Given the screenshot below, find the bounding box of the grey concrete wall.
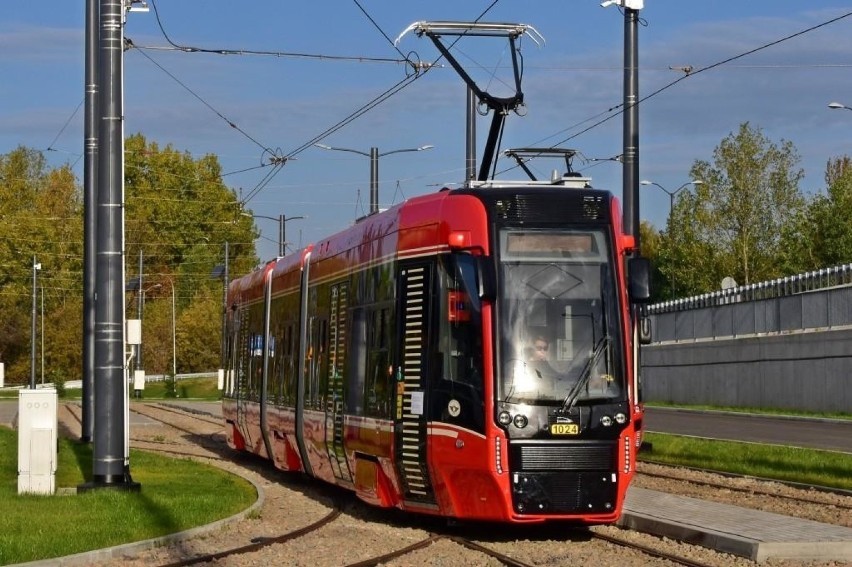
[640,329,852,413]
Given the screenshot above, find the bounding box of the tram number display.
[550,423,579,435]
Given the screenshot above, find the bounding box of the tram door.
[394,262,438,506]
[325,283,352,482]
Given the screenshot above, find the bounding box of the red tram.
[223,174,651,524]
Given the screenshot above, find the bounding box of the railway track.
[57,402,845,566]
[638,467,852,511]
[86,402,734,566]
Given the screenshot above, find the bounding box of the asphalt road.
[643,406,852,454]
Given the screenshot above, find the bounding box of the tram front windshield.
[497,229,624,406]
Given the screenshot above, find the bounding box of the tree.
[662,123,805,295]
[638,221,668,303]
[0,138,258,384]
[123,134,258,375]
[807,156,852,267]
[0,147,82,383]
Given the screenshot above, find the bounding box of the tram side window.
[305,317,325,410]
[280,324,292,405]
[244,302,263,401]
[366,306,393,418]
[428,255,485,430]
[439,255,483,388]
[346,307,367,415]
[247,334,263,401]
[267,332,279,403]
[315,318,329,409]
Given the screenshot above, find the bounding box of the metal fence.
[647,263,852,343]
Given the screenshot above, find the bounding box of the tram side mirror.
[477,256,496,302]
[628,256,651,304]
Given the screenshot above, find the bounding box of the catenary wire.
[496,8,852,177]
[147,0,407,66]
[547,9,852,150]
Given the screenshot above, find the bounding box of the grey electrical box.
[18,389,58,495]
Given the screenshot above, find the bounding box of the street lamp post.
[828,101,852,112]
[168,279,176,380]
[30,256,41,389]
[242,213,306,257]
[639,179,703,298]
[640,179,703,221]
[211,243,229,384]
[314,143,434,214]
[139,283,162,380]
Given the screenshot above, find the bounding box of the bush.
[48,369,67,399]
[163,375,178,398]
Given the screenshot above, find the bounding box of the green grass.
[640,432,852,491]
[0,426,256,566]
[1,375,222,401]
[645,401,852,421]
[134,375,222,401]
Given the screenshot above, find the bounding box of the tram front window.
[497,229,624,405]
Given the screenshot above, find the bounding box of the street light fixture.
[640,179,703,219]
[639,179,703,299]
[314,143,434,214]
[242,212,305,257]
[828,101,852,112]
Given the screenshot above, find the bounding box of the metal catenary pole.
[85,0,139,491]
[81,0,99,443]
[622,4,640,246]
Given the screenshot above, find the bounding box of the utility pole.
[466,87,477,184]
[136,250,144,371]
[222,242,229,371]
[622,0,642,247]
[81,0,99,444]
[30,256,40,389]
[603,0,643,244]
[83,0,141,492]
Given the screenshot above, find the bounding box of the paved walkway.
[622,487,852,562]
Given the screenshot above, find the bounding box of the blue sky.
[2,1,851,261]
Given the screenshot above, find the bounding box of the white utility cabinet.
[18,389,58,495]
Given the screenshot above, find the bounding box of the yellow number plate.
[550,423,579,435]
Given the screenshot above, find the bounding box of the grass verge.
[134,376,222,400]
[646,401,852,421]
[0,426,255,565]
[640,432,852,491]
[0,376,222,401]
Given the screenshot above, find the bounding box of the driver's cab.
[496,227,627,437]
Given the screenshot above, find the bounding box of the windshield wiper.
[561,336,609,412]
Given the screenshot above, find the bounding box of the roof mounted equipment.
[396,21,544,182]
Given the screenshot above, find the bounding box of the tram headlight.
[513,414,528,429]
[599,415,613,427]
[498,411,512,426]
[614,412,627,425]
